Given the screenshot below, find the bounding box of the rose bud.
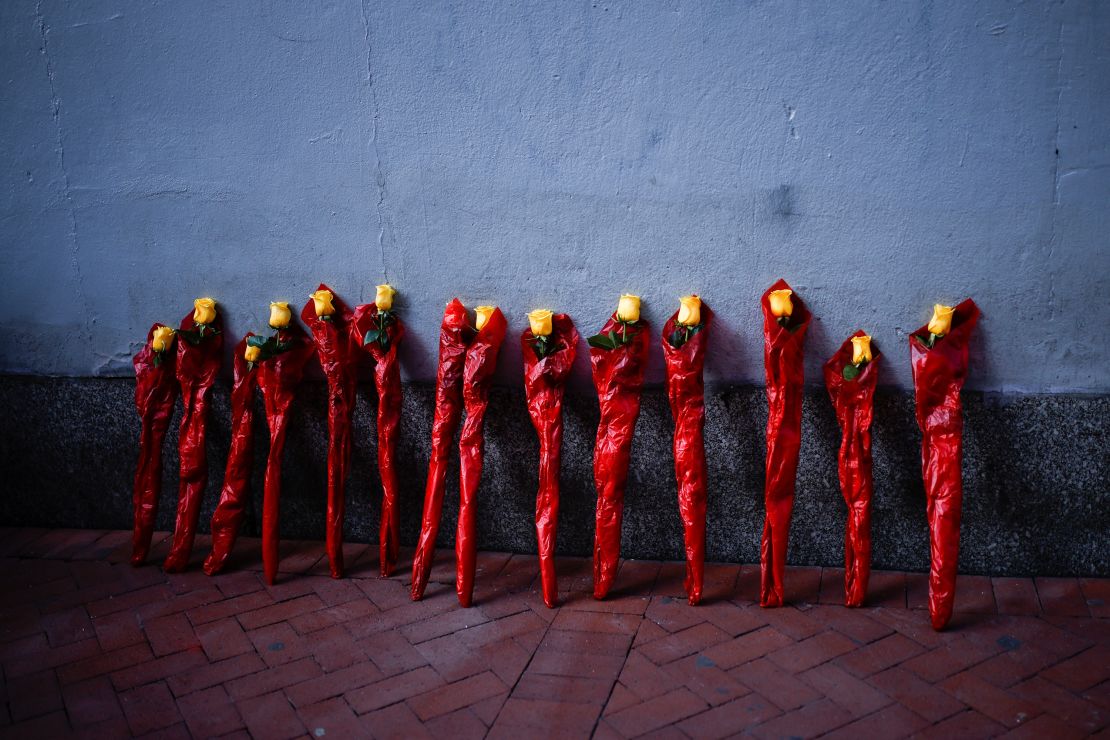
[768,289,793,318]
[475,305,496,331]
[617,294,641,323]
[927,304,954,337]
[528,309,553,337]
[244,344,261,363]
[269,301,291,329]
[152,326,175,353]
[375,284,396,311]
[193,297,217,325]
[310,289,336,317]
[851,334,873,365]
[677,295,701,326]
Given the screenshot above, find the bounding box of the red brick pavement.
[0,527,1107,739]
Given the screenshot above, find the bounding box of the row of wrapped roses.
[132,280,978,631]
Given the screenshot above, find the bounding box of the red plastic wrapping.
[302,284,361,579]
[130,323,180,566]
[456,308,507,607]
[662,304,712,606]
[522,314,579,608]
[258,324,315,585]
[910,299,980,630]
[759,279,811,607]
[411,300,507,606]
[203,334,259,576]
[163,309,224,572]
[590,313,650,600]
[352,303,406,577]
[823,331,880,607]
[411,300,469,600]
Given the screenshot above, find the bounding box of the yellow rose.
[528,309,553,337]
[768,289,793,318]
[193,297,217,325]
[244,344,261,363]
[375,284,396,311]
[851,335,873,365]
[268,301,291,329]
[475,305,496,331]
[151,326,175,353]
[677,295,701,326]
[617,294,641,323]
[310,289,335,317]
[927,304,954,336]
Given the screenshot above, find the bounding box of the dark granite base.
[0,375,1106,577]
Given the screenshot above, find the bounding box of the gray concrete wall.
[2,1,1109,392]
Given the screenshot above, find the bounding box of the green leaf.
[363,329,381,346]
[378,331,390,351]
[587,333,615,350]
[842,364,861,381]
[177,329,202,346]
[153,353,162,368]
[247,335,268,348]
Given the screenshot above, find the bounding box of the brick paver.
[0,527,1107,738]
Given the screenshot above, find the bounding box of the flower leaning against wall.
[130,323,180,566]
[662,295,712,605]
[588,294,651,600]
[302,284,362,580]
[522,309,579,608]
[824,330,880,607]
[759,280,811,608]
[163,298,224,573]
[352,284,407,577]
[910,299,980,630]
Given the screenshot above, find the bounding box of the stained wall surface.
[2,1,1108,391]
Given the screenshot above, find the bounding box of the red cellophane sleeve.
[257,323,315,585]
[411,299,471,600]
[662,304,712,605]
[590,314,651,600]
[909,299,980,630]
[204,334,259,576]
[131,323,180,566]
[352,303,406,577]
[523,315,579,608]
[823,331,880,607]
[759,279,811,607]
[301,284,361,579]
[164,309,225,572]
[456,308,507,607]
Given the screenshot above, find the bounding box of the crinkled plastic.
[411,300,507,607]
[258,324,315,585]
[823,330,880,608]
[302,284,361,580]
[590,313,650,600]
[456,308,507,607]
[130,323,180,566]
[662,304,712,606]
[203,334,259,576]
[352,303,406,577]
[411,300,469,601]
[163,309,224,573]
[910,298,980,631]
[759,279,811,608]
[522,314,579,608]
